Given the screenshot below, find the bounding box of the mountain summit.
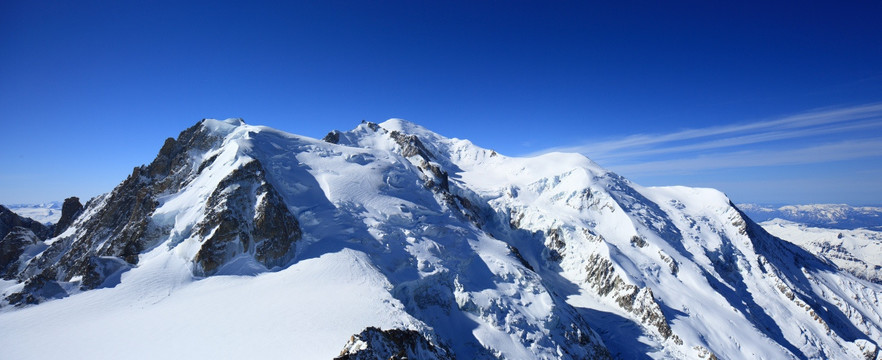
[2,119,880,359]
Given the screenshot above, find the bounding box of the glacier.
[1,118,881,359]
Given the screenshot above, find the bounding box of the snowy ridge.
[1,118,881,359]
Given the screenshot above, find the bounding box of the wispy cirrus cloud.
[541,103,882,176]
[612,138,882,175]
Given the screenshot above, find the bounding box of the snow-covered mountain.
[5,202,63,225]
[2,118,881,360]
[739,203,882,230]
[739,204,882,286]
[759,219,882,284]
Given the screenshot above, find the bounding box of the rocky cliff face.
[193,159,301,275]
[335,327,453,360]
[0,205,51,241]
[0,226,43,279]
[5,119,301,304]
[0,206,51,280]
[52,197,83,237]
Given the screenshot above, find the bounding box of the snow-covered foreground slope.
[2,118,881,360]
[760,219,882,283]
[0,249,417,359]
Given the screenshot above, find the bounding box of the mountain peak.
[2,118,881,360]
[199,117,246,136]
[379,118,431,134]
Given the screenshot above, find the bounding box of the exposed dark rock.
[421,161,449,191]
[584,253,676,340]
[53,197,83,237]
[197,153,219,174]
[509,209,525,229]
[364,121,381,132]
[323,130,341,144]
[546,227,565,261]
[0,227,41,279]
[0,205,51,240]
[335,327,453,360]
[0,207,50,280]
[389,130,433,160]
[8,272,65,305]
[508,244,534,271]
[658,251,679,275]
[194,159,301,275]
[7,120,227,305]
[81,256,131,290]
[630,235,647,248]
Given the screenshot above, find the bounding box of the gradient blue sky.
[2,1,881,205]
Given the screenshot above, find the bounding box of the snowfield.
[2,118,881,359]
[1,249,416,359]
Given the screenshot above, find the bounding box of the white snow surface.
[2,118,882,360]
[1,248,416,359]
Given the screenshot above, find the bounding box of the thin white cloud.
[544,103,882,157]
[595,119,882,161]
[536,103,882,175]
[613,138,882,176]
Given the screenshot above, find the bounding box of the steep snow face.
[1,118,881,360]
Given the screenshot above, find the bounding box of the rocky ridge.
[4,119,301,304]
[335,327,454,360]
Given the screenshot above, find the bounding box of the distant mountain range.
[734,204,882,286]
[759,218,882,284]
[2,119,881,359]
[737,203,882,230]
[4,202,63,225]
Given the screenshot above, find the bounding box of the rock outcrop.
[194,159,301,275]
[0,205,51,241]
[52,197,83,237]
[335,327,453,360]
[0,227,42,279]
[0,206,51,280]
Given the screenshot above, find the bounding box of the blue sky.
[1,1,881,205]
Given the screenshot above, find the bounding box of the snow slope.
[1,248,417,359]
[2,118,881,360]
